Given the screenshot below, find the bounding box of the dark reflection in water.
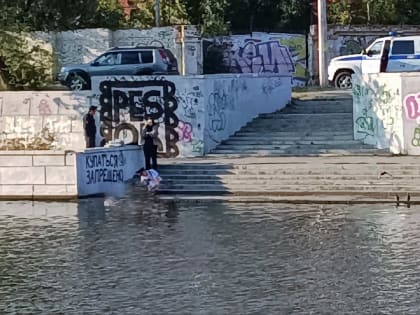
[1,195,420,314]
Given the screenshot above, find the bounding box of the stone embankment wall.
[0,73,292,198]
[0,74,291,157]
[32,26,202,76]
[0,91,94,152]
[353,72,420,155]
[0,151,76,199]
[31,26,305,83]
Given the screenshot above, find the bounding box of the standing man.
[141,116,159,170]
[84,106,97,148]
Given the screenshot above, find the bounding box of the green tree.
[327,0,420,25]
[182,0,229,36]
[225,0,311,34]
[0,31,54,90]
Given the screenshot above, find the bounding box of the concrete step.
[161,178,419,185]
[258,112,353,117]
[245,119,353,126]
[159,173,420,179]
[221,139,360,145]
[279,106,352,114]
[233,131,354,137]
[159,168,420,176]
[211,144,378,152]
[292,99,352,107]
[158,194,414,204]
[226,135,355,141]
[240,124,353,131]
[206,149,387,156]
[159,183,420,192]
[256,112,353,119]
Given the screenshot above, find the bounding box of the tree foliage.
[224,0,311,34]
[327,0,420,25]
[3,0,420,89]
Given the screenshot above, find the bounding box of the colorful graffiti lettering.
[226,40,295,74]
[204,33,306,85]
[404,93,420,121]
[176,121,193,143]
[37,99,52,116]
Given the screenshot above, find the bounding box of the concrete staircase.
[158,92,408,203]
[158,156,419,203]
[209,95,381,156]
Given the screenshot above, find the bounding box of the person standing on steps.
[84,106,97,148]
[141,116,159,170]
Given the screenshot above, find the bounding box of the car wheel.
[67,72,89,91]
[334,71,353,89]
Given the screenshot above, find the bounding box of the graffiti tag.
[99,80,180,157]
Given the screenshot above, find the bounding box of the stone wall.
[0,151,77,199]
[353,72,420,155]
[0,73,292,157]
[203,32,307,86]
[0,91,96,152]
[91,74,292,156]
[33,25,202,75]
[76,146,144,197]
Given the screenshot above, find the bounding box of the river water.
[1,193,420,314]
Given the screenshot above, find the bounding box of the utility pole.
[318,0,328,88]
[155,0,160,27]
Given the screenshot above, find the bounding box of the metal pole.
[318,0,328,87]
[155,0,160,27]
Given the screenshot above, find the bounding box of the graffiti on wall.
[404,93,420,121]
[176,85,203,119]
[85,151,125,185]
[114,28,176,51]
[404,92,420,147]
[0,127,56,150]
[204,33,306,86]
[353,79,403,151]
[224,40,294,74]
[98,79,180,157]
[353,83,377,142]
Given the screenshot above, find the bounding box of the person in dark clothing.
[141,116,159,170]
[84,106,97,148]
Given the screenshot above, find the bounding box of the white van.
[328,34,420,89]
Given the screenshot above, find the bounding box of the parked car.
[58,46,179,90]
[328,33,420,89]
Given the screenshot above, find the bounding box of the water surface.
[1,195,420,314]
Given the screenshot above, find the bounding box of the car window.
[95,53,120,66]
[140,51,154,63]
[121,52,140,64]
[368,41,383,56]
[391,40,415,55]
